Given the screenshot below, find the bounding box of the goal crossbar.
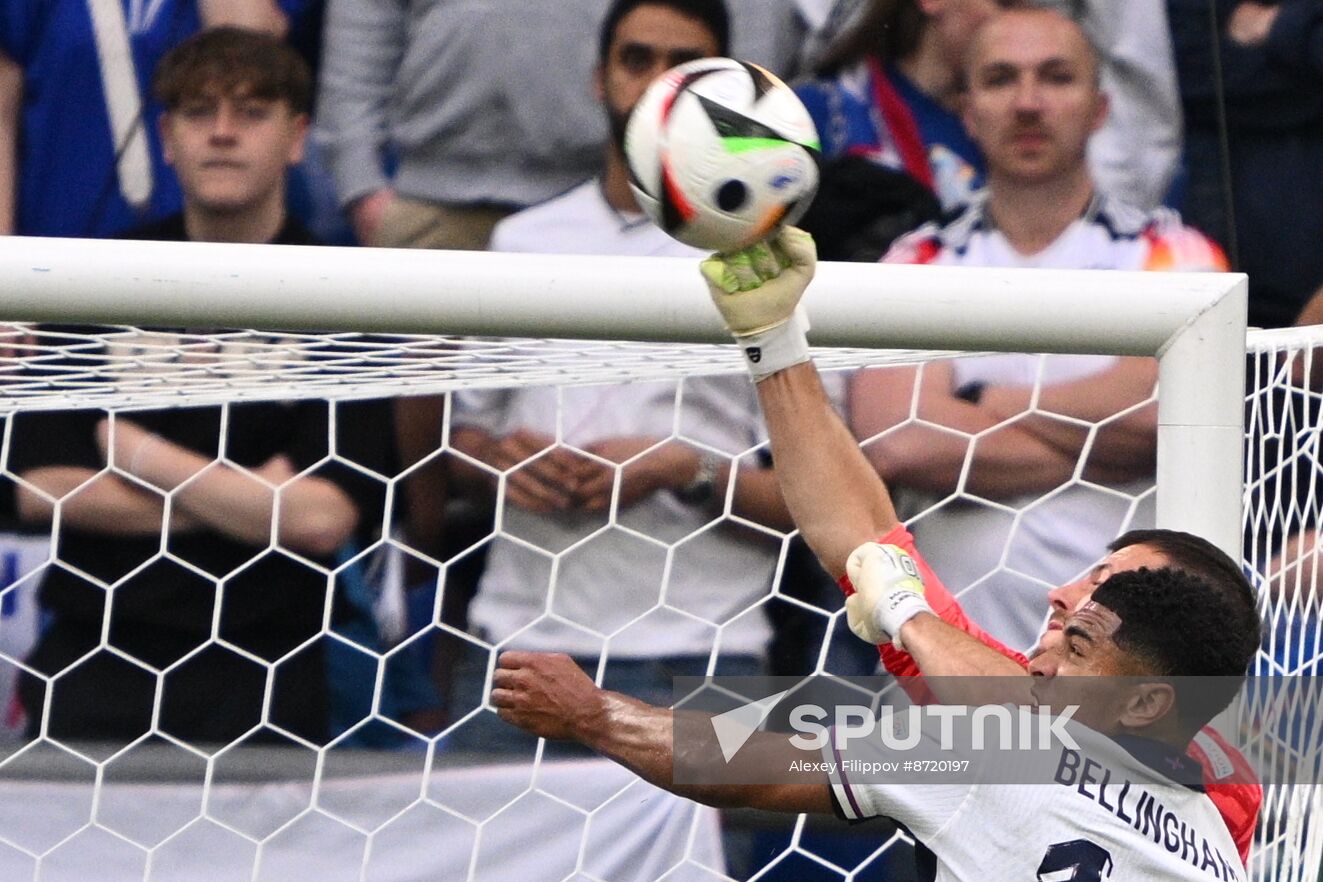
[0,236,1249,555]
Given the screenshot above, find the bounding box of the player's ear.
[1117,681,1176,729]
[593,63,606,103]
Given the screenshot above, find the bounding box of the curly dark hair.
[1091,566,1263,731]
[1110,529,1260,656]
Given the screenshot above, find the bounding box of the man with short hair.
[0,0,300,239]
[446,0,793,742]
[10,28,389,746]
[138,25,313,245]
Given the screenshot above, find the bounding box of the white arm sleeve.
[820,710,975,841]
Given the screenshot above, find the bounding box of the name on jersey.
[1054,748,1243,880]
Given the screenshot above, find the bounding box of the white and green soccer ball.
[624,57,821,254]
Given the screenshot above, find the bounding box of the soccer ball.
[624,57,820,254]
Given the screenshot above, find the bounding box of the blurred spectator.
[0,0,305,239]
[444,0,793,749]
[313,0,807,252]
[796,0,1001,214]
[9,29,388,747]
[0,421,50,741]
[1035,0,1183,209]
[852,8,1226,652]
[1169,0,1323,328]
[794,0,1180,260]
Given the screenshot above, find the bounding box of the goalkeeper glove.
[844,542,933,651]
[700,227,816,382]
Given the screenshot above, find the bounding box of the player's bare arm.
[491,651,834,815]
[754,362,898,575]
[701,230,899,577]
[848,541,1033,704]
[898,615,1035,703]
[704,230,1055,690]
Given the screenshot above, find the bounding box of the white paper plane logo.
[711,689,791,762]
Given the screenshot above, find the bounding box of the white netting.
[0,319,1313,881]
[1242,327,1323,882]
[0,324,963,412]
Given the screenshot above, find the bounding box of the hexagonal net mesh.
[0,321,1312,881]
[1243,327,1323,882]
[0,324,942,412]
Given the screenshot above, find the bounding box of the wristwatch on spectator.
[675,451,722,505]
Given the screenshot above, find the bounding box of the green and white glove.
[844,542,933,651]
[700,227,816,382]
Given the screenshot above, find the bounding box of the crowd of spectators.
[0,0,1319,772]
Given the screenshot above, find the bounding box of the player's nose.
[1028,650,1057,679]
[1047,578,1087,614]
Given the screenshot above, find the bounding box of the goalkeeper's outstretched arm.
[702,230,1039,675]
[701,229,899,578]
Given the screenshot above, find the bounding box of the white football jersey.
[825,707,1245,882]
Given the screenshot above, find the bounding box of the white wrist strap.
[883,593,932,652]
[736,307,811,382]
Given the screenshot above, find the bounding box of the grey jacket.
[315,0,806,210]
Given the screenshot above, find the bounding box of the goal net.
[0,238,1313,881]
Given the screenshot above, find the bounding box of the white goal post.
[0,235,1248,554]
[0,234,1286,882]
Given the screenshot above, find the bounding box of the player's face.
[1034,543,1170,657]
[960,10,1107,186]
[160,86,307,215]
[596,5,721,150]
[1028,600,1148,733]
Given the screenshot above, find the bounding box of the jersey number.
[1036,839,1114,882]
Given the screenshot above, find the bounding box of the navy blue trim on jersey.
[829,728,868,821]
[1113,734,1207,791]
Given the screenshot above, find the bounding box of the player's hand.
[491,651,604,742]
[701,226,815,336]
[700,227,816,382]
[844,542,933,650]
